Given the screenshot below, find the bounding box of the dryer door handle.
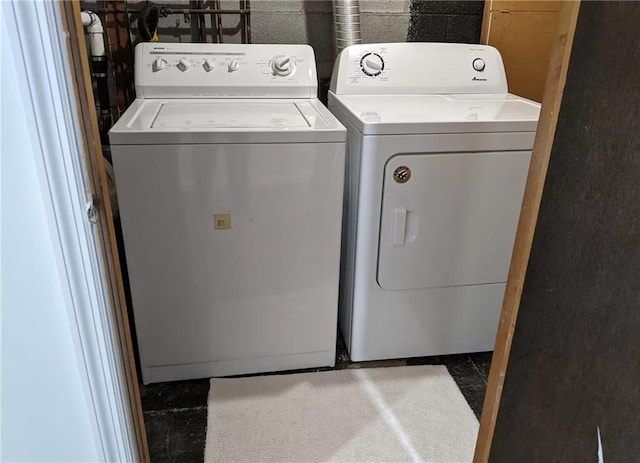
[391,208,407,246]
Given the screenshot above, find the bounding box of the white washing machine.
[109,43,346,383]
[328,43,540,362]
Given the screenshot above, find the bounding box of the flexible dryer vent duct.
[333,0,362,54]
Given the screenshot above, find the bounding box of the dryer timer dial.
[360,53,384,77]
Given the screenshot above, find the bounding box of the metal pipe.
[195,0,207,42]
[214,0,224,43]
[210,8,217,43]
[90,8,250,15]
[81,11,112,143]
[332,0,361,54]
[246,0,252,43]
[88,4,252,44]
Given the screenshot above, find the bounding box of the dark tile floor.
[140,336,492,462]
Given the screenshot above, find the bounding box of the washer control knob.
[271,55,295,76]
[153,57,167,72]
[177,58,190,71]
[360,53,384,76]
[228,59,239,72]
[472,58,486,72]
[203,59,215,72]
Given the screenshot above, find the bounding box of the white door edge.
[5,2,141,461]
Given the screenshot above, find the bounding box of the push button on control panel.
[472,58,486,72]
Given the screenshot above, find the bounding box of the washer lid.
[152,102,310,129]
[329,93,540,135]
[109,98,346,144]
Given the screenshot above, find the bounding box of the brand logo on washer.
[393,166,411,184]
[472,77,487,82]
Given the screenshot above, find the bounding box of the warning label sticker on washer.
[214,214,232,230]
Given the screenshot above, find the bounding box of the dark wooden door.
[490,2,640,461]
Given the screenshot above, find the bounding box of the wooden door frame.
[474,1,581,461]
[60,1,579,461]
[59,1,149,462]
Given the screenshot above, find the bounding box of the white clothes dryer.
[110,43,346,383]
[328,43,540,361]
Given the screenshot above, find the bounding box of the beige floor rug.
[204,365,479,463]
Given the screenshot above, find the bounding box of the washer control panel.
[135,43,318,99]
[330,43,508,95]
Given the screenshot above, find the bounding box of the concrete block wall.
[407,1,484,43]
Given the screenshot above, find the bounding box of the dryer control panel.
[135,43,318,99]
[330,43,508,95]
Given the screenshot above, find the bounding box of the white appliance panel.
[341,95,539,124]
[109,99,345,145]
[110,42,346,382]
[337,120,364,349]
[350,282,507,361]
[112,142,344,378]
[378,151,531,291]
[330,94,540,135]
[330,43,507,95]
[152,102,310,129]
[135,43,318,99]
[328,42,541,361]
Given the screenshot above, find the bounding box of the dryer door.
[377,151,531,290]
